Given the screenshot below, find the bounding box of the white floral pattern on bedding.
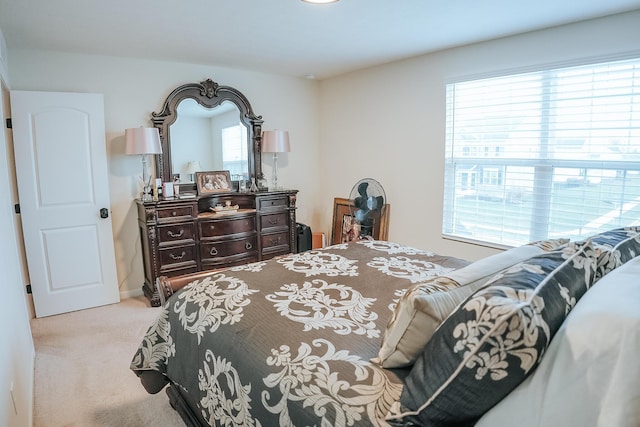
[266,280,380,337]
[131,240,470,427]
[367,256,456,283]
[276,250,359,277]
[199,350,262,427]
[359,240,436,256]
[455,285,550,381]
[262,339,402,427]
[130,308,175,372]
[230,262,268,273]
[388,288,407,312]
[173,273,259,345]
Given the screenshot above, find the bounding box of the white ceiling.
[1,0,639,80]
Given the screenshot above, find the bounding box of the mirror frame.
[152,78,264,191]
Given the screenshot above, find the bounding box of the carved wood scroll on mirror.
[151,78,265,191]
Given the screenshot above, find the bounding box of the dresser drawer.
[159,244,197,269]
[261,231,290,251]
[257,196,289,211]
[156,205,195,222]
[260,212,289,231]
[199,216,256,239]
[201,253,259,270]
[200,236,258,261]
[157,222,195,245]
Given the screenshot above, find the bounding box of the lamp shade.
[186,161,201,174]
[125,127,162,155]
[262,130,290,153]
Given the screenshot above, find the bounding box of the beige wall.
[7,52,322,297]
[0,70,34,426]
[318,10,640,262]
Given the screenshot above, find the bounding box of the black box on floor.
[296,223,312,253]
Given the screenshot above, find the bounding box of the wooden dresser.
[136,190,298,306]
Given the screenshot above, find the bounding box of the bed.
[131,228,640,426]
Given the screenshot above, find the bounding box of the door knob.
[100,208,109,219]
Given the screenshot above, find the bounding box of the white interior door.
[11,90,119,318]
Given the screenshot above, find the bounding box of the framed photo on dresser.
[196,170,231,195]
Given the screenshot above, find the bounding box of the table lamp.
[261,130,290,190]
[125,127,162,201]
[186,161,201,183]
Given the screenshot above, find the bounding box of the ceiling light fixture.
[302,0,339,4]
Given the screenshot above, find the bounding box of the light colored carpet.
[31,296,186,427]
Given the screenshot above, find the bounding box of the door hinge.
[14,204,20,214]
[26,284,32,294]
[5,118,11,129]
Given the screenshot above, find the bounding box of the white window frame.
[443,56,640,248]
[221,124,248,178]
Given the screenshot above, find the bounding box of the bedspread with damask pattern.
[130,240,469,427]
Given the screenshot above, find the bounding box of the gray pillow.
[374,244,545,368]
[589,226,640,280]
[386,240,597,426]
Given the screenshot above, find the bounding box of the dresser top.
[136,189,298,206]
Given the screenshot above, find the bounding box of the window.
[443,57,640,247]
[221,124,248,178]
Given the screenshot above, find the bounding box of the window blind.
[221,124,248,178]
[443,57,640,247]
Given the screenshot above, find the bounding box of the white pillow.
[373,244,545,368]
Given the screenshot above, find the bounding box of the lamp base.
[141,185,153,202]
[271,152,281,190]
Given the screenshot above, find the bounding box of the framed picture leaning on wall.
[331,197,390,245]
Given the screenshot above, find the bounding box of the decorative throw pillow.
[588,226,640,280]
[526,237,570,251]
[476,255,640,427]
[373,244,545,368]
[387,240,597,426]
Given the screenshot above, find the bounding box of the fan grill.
[348,178,386,239]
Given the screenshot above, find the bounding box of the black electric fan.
[348,178,386,239]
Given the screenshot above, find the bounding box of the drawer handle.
[210,247,218,256]
[169,251,186,260]
[245,242,253,250]
[167,229,184,238]
[268,218,281,225]
[172,211,177,216]
[269,237,282,245]
[210,225,215,230]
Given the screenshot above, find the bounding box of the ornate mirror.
[152,78,264,191]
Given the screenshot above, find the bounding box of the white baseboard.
[120,288,144,300]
